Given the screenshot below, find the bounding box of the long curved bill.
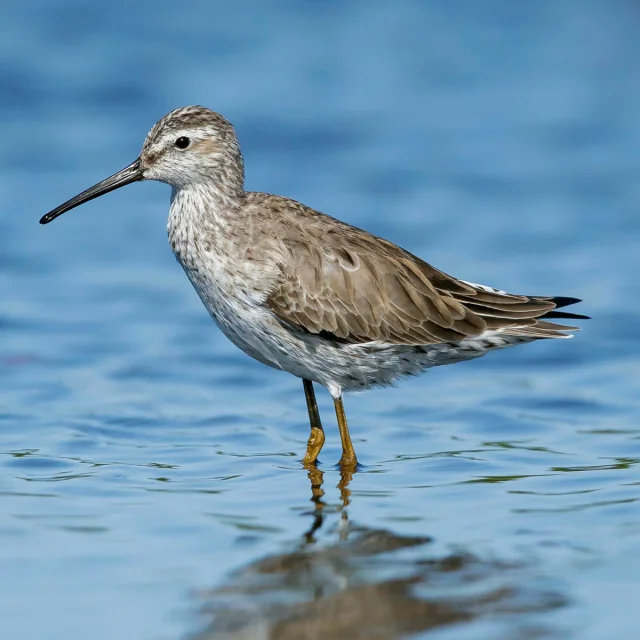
[39,159,143,225]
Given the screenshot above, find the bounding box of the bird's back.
[243,192,587,348]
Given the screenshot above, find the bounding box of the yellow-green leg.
[302,379,325,465]
[334,396,357,468]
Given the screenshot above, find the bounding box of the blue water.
[2,1,640,638]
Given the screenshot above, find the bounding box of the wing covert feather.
[258,196,579,344]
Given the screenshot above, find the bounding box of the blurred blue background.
[1,1,639,638]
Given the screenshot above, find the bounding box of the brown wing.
[260,200,582,345]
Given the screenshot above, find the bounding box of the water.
[1,1,639,638]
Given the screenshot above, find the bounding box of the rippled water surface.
[2,1,640,638]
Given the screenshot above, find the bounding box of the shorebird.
[40,106,588,468]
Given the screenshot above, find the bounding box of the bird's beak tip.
[39,159,142,226]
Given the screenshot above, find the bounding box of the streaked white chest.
[166,191,284,368]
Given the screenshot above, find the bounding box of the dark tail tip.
[551,296,582,309]
[544,296,590,320]
[544,311,591,320]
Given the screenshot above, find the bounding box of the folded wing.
[265,224,586,345]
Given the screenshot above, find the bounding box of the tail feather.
[542,296,591,321]
[504,320,578,339]
[542,310,591,320]
[549,296,583,309]
[502,296,588,339]
[455,283,588,340]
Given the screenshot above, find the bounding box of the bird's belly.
[266,331,535,395]
[180,264,353,382]
[179,262,533,394]
[182,271,281,370]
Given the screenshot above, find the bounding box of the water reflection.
[189,468,567,640]
[302,465,353,544]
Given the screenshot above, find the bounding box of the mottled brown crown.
[146,106,236,143]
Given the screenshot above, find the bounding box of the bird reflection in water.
[188,468,567,640]
[302,463,353,545]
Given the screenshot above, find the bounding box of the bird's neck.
[169,178,245,227]
[167,181,249,266]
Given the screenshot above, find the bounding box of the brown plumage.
[40,106,588,467]
[258,193,583,346]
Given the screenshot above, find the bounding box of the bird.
[40,106,588,469]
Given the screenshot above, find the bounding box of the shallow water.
[2,1,640,638]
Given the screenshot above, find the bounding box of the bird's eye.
[175,136,191,149]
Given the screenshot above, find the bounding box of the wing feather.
[259,196,584,345]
